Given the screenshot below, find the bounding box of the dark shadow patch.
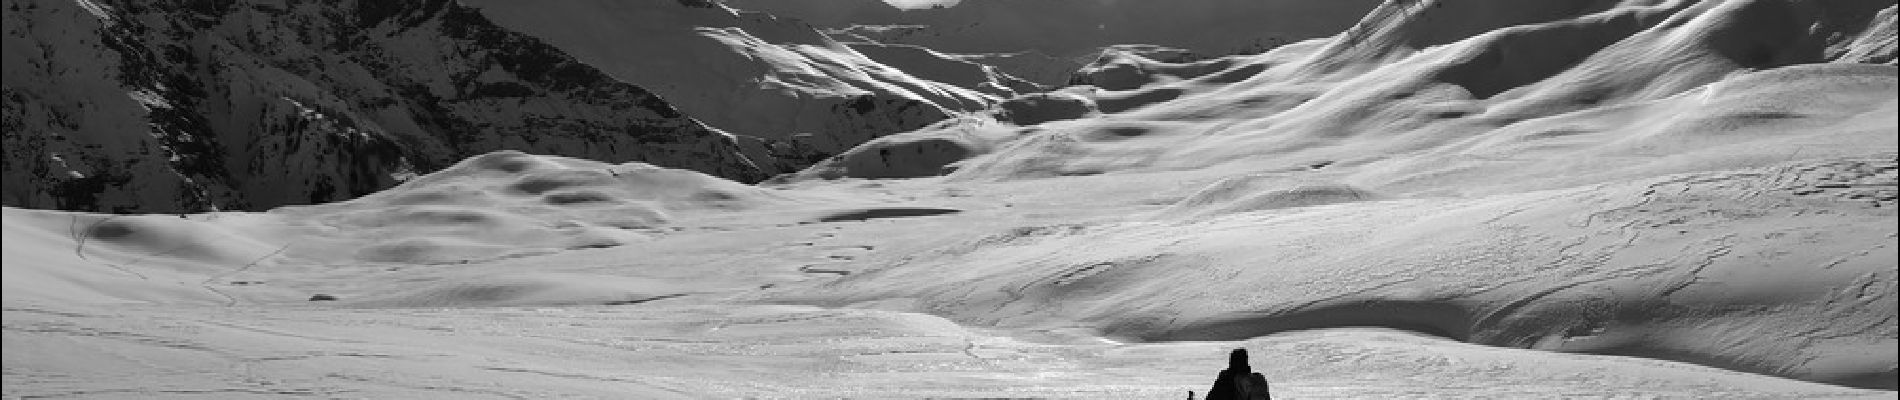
[1098,87,1185,113]
[1127,299,1475,342]
[86,220,138,241]
[1077,125,1154,142]
[692,190,739,201]
[1820,369,1898,391]
[1105,126,1150,138]
[471,152,537,173]
[385,191,456,206]
[1201,63,1267,84]
[1525,128,1591,140]
[1489,116,1527,127]
[817,207,962,222]
[601,293,687,306]
[1433,9,1667,99]
[509,172,611,195]
[998,94,1093,126]
[798,265,852,276]
[383,209,498,227]
[543,191,621,205]
[1721,111,1806,121]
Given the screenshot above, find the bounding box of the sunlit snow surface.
[5,0,1898,397]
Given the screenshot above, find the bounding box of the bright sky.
[883,0,960,9]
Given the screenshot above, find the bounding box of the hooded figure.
[1204,348,1271,400]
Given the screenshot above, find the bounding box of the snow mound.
[1160,178,1381,219]
[1,208,293,305]
[270,151,795,264]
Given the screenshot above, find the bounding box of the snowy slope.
[775,0,1900,389]
[842,41,1043,97]
[808,0,1898,185]
[5,149,1894,395]
[3,0,1897,397]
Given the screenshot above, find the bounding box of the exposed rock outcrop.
[2,0,764,213]
[996,91,1096,126]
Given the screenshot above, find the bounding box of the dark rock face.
[1204,349,1271,400]
[2,0,766,213]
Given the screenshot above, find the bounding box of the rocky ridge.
[3,0,772,213]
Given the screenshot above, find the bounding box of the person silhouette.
[1204,348,1271,400]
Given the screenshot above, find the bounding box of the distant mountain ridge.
[802,0,1898,186]
[2,0,1026,213]
[460,0,1038,174]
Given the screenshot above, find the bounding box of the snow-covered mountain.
[776,0,1900,389]
[459,0,1033,173]
[807,0,1898,184]
[2,0,770,213]
[2,0,1031,213]
[722,0,1388,85]
[3,0,1898,396]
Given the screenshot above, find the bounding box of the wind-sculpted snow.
[806,0,1898,189]
[843,41,1043,97]
[765,0,1900,390]
[0,151,770,304]
[725,0,1385,85]
[772,157,1898,389]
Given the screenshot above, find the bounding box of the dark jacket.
[1205,349,1271,400]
